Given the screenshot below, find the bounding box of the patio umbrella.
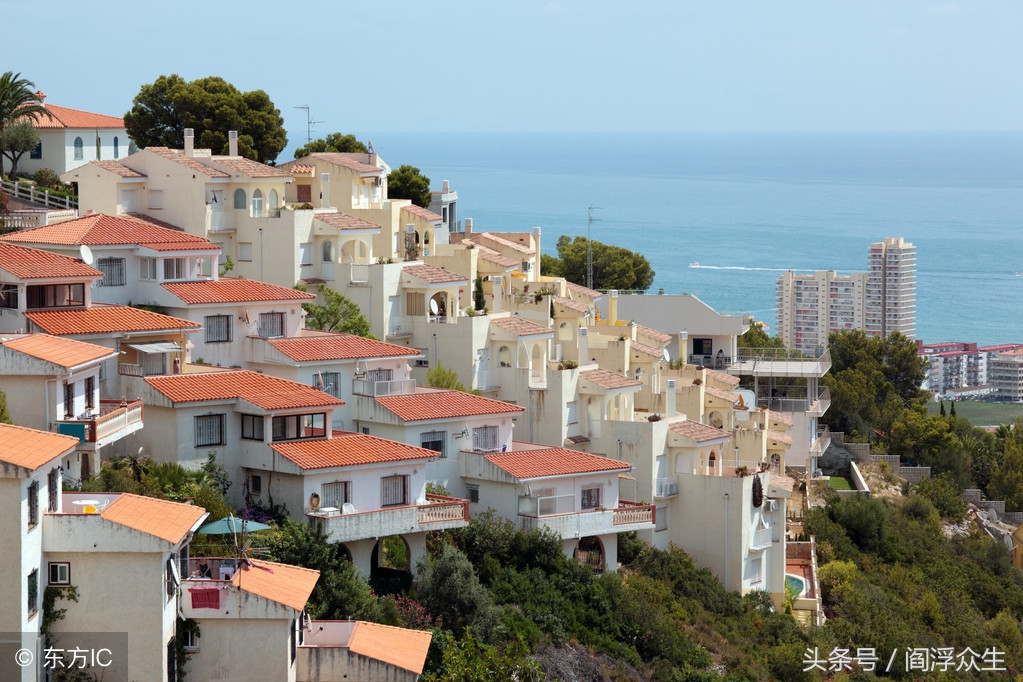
[197,515,271,535]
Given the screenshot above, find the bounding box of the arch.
[771,453,781,472]
[498,345,512,368]
[375,535,411,571]
[575,536,605,571]
[269,189,279,208]
[252,189,264,217]
[517,344,529,368]
[708,451,717,475]
[429,292,447,319]
[336,543,353,564]
[322,241,334,262]
[233,188,247,209]
[709,410,724,429]
[113,136,119,159]
[558,321,573,341]
[530,343,544,371]
[73,137,84,160]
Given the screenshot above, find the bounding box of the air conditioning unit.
[765,500,778,512]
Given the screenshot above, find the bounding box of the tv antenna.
[294,106,324,143]
[587,206,602,290]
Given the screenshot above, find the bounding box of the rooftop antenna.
[293,106,324,144]
[587,206,602,290]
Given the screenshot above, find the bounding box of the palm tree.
[0,72,46,176]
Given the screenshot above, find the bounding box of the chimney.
[492,276,503,313]
[464,218,473,233]
[35,90,47,102]
[665,379,677,417]
[228,130,238,156]
[442,180,450,193]
[579,327,589,362]
[320,173,330,208]
[678,331,688,360]
[184,128,194,157]
[173,357,182,375]
[609,290,619,324]
[532,226,541,281]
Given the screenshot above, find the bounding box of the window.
[195,414,225,447]
[96,257,126,287]
[164,257,186,280]
[381,475,409,507]
[420,431,446,457]
[297,184,312,203]
[252,189,264,218]
[182,628,199,652]
[73,137,83,160]
[655,505,668,531]
[250,473,262,496]
[64,382,75,418]
[28,569,38,616]
[166,558,177,599]
[0,283,17,309]
[746,557,763,584]
[314,372,341,399]
[96,134,101,160]
[269,189,279,209]
[322,241,333,262]
[140,256,158,280]
[406,292,425,317]
[241,414,264,441]
[49,562,70,586]
[321,481,350,508]
[85,376,95,409]
[271,413,325,441]
[113,136,119,159]
[30,141,42,159]
[692,338,713,356]
[258,312,285,339]
[28,480,39,528]
[466,483,479,503]
[567,401,579,425]
[48,467,59,512]
[234,188,247,209]
[149,189,164,209]
[290,618,297,664]
[581,486,601,509]
[300,242,312,266]
[472,425,499,453]
[238,242,253,261]
[27,283,85,308]
[205,315,232,343]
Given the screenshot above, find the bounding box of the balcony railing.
[57,400,144,443]
[750,527,774,550]
[352,378,416,397]
[417,494,470,524]
[689,354,732,369]
[613,501,655,526]
[307,495,468,542]
[518,499,655,535]
[655,476,679,498]
[730,348,832,378]
[810,426,832,458]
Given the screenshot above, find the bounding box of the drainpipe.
[259,228,264,281]
[723,492,730,588]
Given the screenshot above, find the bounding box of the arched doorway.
[576,536,605,571]
[370,535,412,595]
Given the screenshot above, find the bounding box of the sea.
[359,132,1023,347]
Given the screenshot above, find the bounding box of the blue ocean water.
[363,132,1023,346]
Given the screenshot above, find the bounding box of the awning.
[617,473,636,481]
[126,342,181,354]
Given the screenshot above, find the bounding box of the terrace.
[517,497,655,537]
[306,494,468,543]
[56,399,144,446]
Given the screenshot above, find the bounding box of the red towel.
[188,587,220,609]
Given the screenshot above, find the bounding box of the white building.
[16,93,129,176]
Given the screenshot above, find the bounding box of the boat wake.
[689,264,792,272]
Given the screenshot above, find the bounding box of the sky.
[6,0,1022,157]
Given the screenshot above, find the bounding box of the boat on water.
[689,261,699,268]
[1015,272,1023,277]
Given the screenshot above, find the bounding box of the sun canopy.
[126,342,181,354]
[197,516,271,535]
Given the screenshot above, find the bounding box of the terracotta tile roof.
[146,370,343,410]
[289,164,314,175]
[314,212,381,232]
[635,324,672,345]
[704,367,741,387]
[402,264,467,285]
[90,161,145,178]
[631,340,663,358]
[146,147,231,177]
[768,472,796,494]
[704,385,739,403]
[162,278,313,304]
[580,367,642,390]
[668,419,731,443]
[766,429,794,445]
[553,295,589,314]
[31,104,124,129]
[489,315,552,337]
[26,305,200,336]
[767,410,794,426]
[565,434,591,444]
[0,423,77,471]
[2,334,115,368]
[466,242,518,268]
[348,622,433,674]
[209,156,293,179]
[305,153,382,175]
[267,334,420,362]
[467,232,534,255]
[400,204,442,222]
[483,447,631,479]
[0,242,102,279]
[0,213,214,251]
[101,493,206,544]
[123,213,188,232]
[376,389,523,422]
[566,281,603,301]
[232,559,319,612]
[272,432,438,470]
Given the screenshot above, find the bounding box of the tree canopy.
[387,164,432,208]
[0,121,39,178]
[0,72,46,176]
[124,75,287,164]
[542,235,655,293]
[293,132,367,158]
[299,284,374,337]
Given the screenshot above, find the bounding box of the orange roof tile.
[146,370,343,410]
[704,367,741,387]
[553,295,589,314]
[91,161,145,178]
[766,429,794,445]
[1,213,214,251]
[704,385,739,403]
[26,305,200,336]
[631,340,663,358]
[0,242,102,279]
[467,242,518,268]
[0,423,78,471]
[267,333,420,362]
[314,212,381,232]
[635,324,671,345]
[489,315,552,337]
[289,164,314,175]
[31,104,124,129]
[768,472,796,494]
[209,156,293,178]
[101,493,207,544]
[767,410,794,426]
[2,334,115,368]
[566,281,603,301]
[376,389,523,422]
[669,419,730,443]
[146,147,231,177]
[400,204,442,222]
[579,367,642,390]
[348,622,433,674]
[272,432,438,470]
[483,447,631,479]
[162,278,313,304]
[468,233,534,255]
[232,559,319,612]
[402,264,467,285]
[304,153,382,175]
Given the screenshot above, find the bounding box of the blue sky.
[7,0,1021,156]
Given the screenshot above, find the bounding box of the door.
[476,349,489,388]
[210,190,224,231]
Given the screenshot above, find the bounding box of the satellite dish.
[662,349,671,363]
[79,245,94,265]
[429,299,439,315]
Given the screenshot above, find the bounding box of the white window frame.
[420,430,446,458]
[300,242,312,266]
[321,481,351,508]
[140,256,158,280]
[258,312,285,339]
[163,257,186,280]
[580,486,601,510]
[48,562,70,586]
[472,425,499,453]
[381,475,409,507]
[149,189,164,209]
[205,314,232,343]
[238,243,254,261]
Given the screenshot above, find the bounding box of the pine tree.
[0,388,12,424]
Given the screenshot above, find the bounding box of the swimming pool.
[785,574,807,598]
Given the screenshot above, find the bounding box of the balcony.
[810,426,831,458]
[754,386,830,416]
[517,497,655,537]
[530,368,547,389]
[306,494,468,543]
[689,354,732,369]
[729,347,831,379]
[750,526,776,551]
[56,400,144,446]
[655,476,679,498]
[352,378,416,397]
